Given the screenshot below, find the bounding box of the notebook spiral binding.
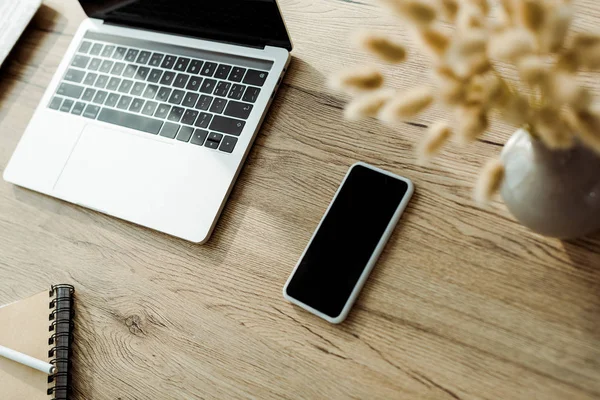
[47,284,75,400]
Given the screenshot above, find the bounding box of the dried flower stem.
[418,121,452,162]
[474,158,505,204]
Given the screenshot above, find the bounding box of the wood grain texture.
[0,1,599,399]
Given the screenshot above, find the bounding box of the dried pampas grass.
[355,32,407,63]
[333,0,600,207]
[379,0,437,25]
[518,55,549,87]
[329,66,384,94]
[456,4,485,31]
[535,106,574,149]
[496,93,530,127]
[456,105,488,143]
[438,0,459,22]
[519,0,546,34]
[547,73,592,110]
[474,158,505,204]
[563,109,600,154]
[418,121,452,162]
[379,87,434,122]
[344,89,395,121]
[418,27,450,57]
[542,4,572,53]
[488,29,535,62]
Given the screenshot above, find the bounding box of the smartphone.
[283,162,414,324]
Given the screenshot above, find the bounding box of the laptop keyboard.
[48,36,270,154]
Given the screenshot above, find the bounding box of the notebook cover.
[0,290,51,400]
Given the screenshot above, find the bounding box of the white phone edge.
[282,161,415,324]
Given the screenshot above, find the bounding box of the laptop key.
[71,55,90,69]
[160,71,176,86]
[156,87,172,102]
[149,53,164,67]
[214,81,231,97]
[143,84,159,99]
[176,126,194,142]
[181,109,199,125]
[81,88,96,102]
[187,59,203,74]
[78,41,91,54]
[219,136,238,153]
[98,108,163,134]
[101,45,115,58]
[195,112,212,129]
[161,55,177,69]
[136,51,151,65]
[204,140,219,149]
[201,62,217,77]
[148,69,163,83]
[168,89,185,105]
[167,106,185,122]
[228,67,246,82]
[228,84,245,100]
[83,72,98,86]
[49,97,63,110]
[123,64,138,78]
[105,93,120,108]
[57,83,84,99]
[209,98,227,114]
[111,62,126,76]
[90,43,103,56]
[106,77,121,91]
[154,104,171,119]
[173,73,189,88]
[88,58,102,71]
[131,82,146,97]
[186,76,202,91]
[142,101,158,116]
[94,75,109,89]
[195,95,213,110]
[224,101,253,119]
[93,90,108,105]
[190,129,208,146]
[117,96,133,110]
[71,101,86,116]
[209,115,245,136]
[242,86,260,103]
[174,57,190,72]
[182,92,199,108]
[200,79,217,94]
[215,64,232,80]
[125,49,139,63]
[208,132,223,143]
[129,98,145,113]
[64,69,85,83]
[136,66,150,80]
[83,104,100,119]
[113,47,127,60]
[99,60,114,73]
[60,99,74,113]
[243,69,268,87]
[159,122,180,139]
[118,79,134,94]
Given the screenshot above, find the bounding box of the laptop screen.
[78,0,292,51]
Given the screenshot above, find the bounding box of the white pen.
[0,345,56,375]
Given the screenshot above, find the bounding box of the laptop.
[4,0,292,243]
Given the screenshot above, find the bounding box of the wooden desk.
[1,1,599,399]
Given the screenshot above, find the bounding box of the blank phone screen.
[285,165,409,318]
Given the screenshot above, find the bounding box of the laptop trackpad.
[54,124,178,218]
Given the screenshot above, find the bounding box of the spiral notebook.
[0,285,75,400]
